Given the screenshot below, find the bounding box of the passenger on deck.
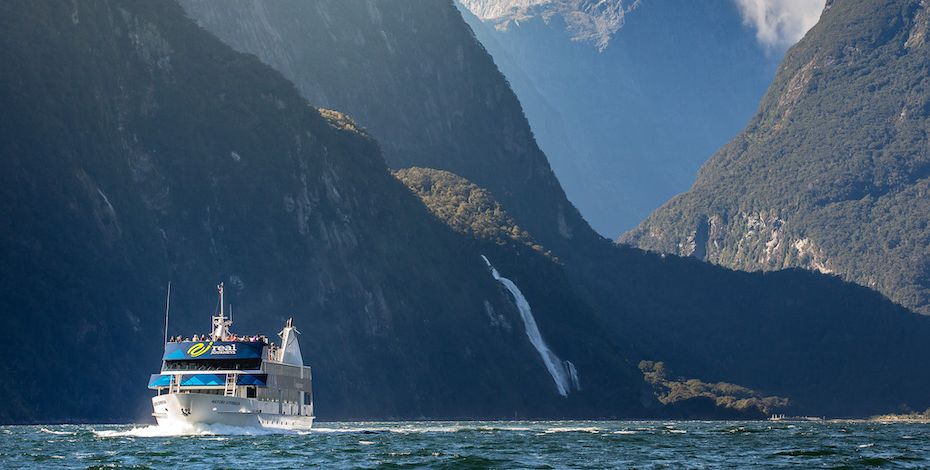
[193,334,200,341]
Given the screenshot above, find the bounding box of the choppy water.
[3,420,929,468]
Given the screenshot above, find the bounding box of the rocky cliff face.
[625,0,930,314]
[180,0,596,257]
[0,0,648,423]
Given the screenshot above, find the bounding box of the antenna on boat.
[212,282,232,341]
[163,282,171,345]
[219,282,224,318]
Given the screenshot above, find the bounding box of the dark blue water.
[3,420,929,468]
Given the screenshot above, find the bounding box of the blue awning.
[148,374,171,388]
[148,373,268,388]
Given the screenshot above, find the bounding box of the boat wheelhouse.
[149,283,313,429]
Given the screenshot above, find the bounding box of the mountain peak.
[458,0,642,50]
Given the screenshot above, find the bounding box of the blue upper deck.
[163,340,265,360]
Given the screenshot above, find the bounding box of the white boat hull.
[152,393,314,430]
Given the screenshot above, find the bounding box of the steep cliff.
[180,0,930,417]
[180,0,596,255]
[625,0,930,314]
[0,0,647,423]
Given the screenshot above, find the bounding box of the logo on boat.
[186,341,237,357]
[187,341,213,357]
[211,344,237,355]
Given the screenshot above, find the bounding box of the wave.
[94,422,294,438]
[542,427,602,434]
[312,423,536,434]
[39,427,77,436]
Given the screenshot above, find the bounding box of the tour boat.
[149,283,314,429]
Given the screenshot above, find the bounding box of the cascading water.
[481,255,578,396]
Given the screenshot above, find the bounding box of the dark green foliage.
[625,0,930,314]
[640,361,789,419]
[394,167,540,251]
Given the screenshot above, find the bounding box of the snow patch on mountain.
[461,0,824,51]
[458,0,641,50]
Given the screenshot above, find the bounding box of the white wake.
[94,422,294,438]
[481,255,578,396]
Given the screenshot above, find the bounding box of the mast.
[163,282,171,344]
[219,282,224,320]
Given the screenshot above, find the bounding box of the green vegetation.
[394,168,542,251]
[640,361,789,418]
[870,409,930,422]
[624,0,930,314]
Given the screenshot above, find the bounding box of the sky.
[734,0,827,49]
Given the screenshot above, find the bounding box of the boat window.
[247,387,257,398]
[164,359,262,371]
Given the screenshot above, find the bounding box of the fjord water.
[5,421,928,468]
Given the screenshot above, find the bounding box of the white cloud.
[734,0,827,49]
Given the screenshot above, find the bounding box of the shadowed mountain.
[395,169,930,417]
[183,0,930,417]
[0,0,648,423]
[180,0,598,256]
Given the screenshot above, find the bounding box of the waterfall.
[482,255,577,396]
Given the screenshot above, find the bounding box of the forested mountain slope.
[0,0,647,423]
[180,0,930,417]
[625,0,930,314]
